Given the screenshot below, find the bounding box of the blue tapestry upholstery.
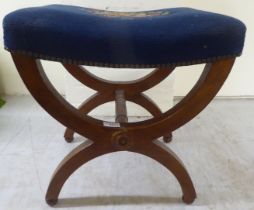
[3,5,246,68]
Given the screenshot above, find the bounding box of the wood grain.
[11,53,235,206]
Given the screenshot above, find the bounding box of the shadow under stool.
[3,5,246,206]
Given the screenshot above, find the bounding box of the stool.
[3,5,246,206]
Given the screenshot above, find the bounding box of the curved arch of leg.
[12,53,115,142]
[12,53,235,144]
[64,92,114,142]
[65,92,172,143]
[130,139,196,204]
[124,58,236,140]
[129,93,162,116]
[129,93,172,143]
[46,140,114,205]
[63,64,174,94]
[46,138,195,206]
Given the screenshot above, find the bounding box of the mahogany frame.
[11,53,235,206]
[63,63,173,143]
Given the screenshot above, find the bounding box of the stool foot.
[131,139,196,204]
[46,140,112,205]
[163,133,173,143]
[182,195,196,204]
[64,129,74,143]
[46,198,58,206]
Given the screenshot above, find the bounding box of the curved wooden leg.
[130,93,173,143]
[46,140,113,206]
[67,92,173,143]
[46,138,195,206]
[130,140,196,204]
[63,64,174,143]
[127,59,236,140]
[11,53,236,206]
[64,93,113,142]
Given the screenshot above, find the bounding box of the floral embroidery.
[85,8,170,18]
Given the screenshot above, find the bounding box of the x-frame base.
[11,52,235,206]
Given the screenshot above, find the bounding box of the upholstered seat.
[3,5,246,68]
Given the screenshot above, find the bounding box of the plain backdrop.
[0,0,253,100]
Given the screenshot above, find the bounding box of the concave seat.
[3,5,246,68]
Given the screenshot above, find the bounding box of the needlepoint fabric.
[3,5,246,68]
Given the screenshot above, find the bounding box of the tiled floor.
[0,96,254,210]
